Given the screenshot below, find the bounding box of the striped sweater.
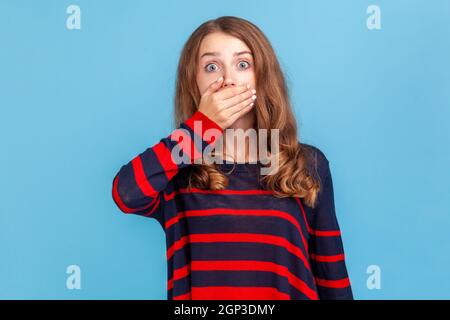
[111,110,353,300]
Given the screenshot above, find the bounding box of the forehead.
[198,32,252,59]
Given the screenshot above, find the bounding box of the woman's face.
[196,32,256,95]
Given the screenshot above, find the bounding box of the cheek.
[239,72,256,89]
[196,72,213,95]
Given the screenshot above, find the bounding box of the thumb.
[204,76,224,96]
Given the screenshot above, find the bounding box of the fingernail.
[250,102,254,106]
[252,95,257,100]
[246,84,250,89]
[216,76,223,82]
[251,89,256,94]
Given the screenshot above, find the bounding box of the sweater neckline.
[218,161,262,173]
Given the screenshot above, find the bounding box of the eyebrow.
[200,51,253,59]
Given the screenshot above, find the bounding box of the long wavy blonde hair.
[174,16,321,208]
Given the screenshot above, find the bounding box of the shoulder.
[298,142,334,208]
[298,142,331,181]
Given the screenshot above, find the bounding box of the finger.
[214,83,251,100]
[223,96,256,118]
[222,89,256,109]
[226,101,255,126]
[203,76,224,96]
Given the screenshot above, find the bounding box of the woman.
[112,16,353,300]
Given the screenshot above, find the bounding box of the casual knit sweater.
[111,110,353,300]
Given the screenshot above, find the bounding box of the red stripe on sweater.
[184,110,224,139]
[295,197,342,237]
[153,141,179,180]
[166,233,311,271]
[169,260,318,300]
[112,175,158,213]
[311,229,341,237]
[164,188,274,201]
[143,196,161,217]
[112,175,131,213]
[315,277,351,289]
[170,128,202,162]
[165,208,309,253]
[131,154,156,197]
[173,292,191,299]
[295,197,312,232]
[167,264,190,290]
[174,286,291,300]
[310,253,345,263]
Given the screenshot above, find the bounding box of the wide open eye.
[238,61,251,70]
[205,63,219,72]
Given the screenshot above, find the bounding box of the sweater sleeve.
[111,110,223,222]
[307,151,354,300]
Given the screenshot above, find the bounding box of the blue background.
[1,0,449,299]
